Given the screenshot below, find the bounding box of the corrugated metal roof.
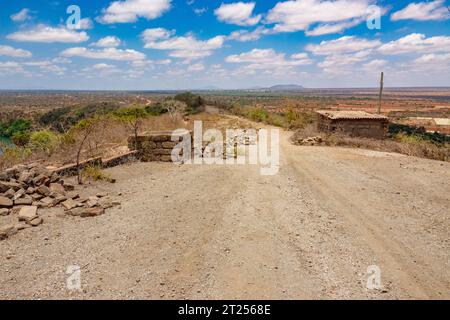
[316,110,388,120]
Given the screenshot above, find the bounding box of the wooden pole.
[378,71,384,114]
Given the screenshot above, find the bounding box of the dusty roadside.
[0,127,449,299]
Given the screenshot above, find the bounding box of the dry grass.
[292,125,450,162]
[0,113,188,171]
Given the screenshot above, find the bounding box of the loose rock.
[81,207,105,218]
[18,206,38,222]
[0,225,18,240]
[0,196,13,208]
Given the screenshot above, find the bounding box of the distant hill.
[244,84,305,92]
[268,84,305,91]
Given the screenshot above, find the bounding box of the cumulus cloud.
[0,62,27,75]
[227,27,272,42]
[391,0,449,21]
[23,61,67,75]
[78,18,94,30]
[317,50,372,74]
[61,47,146,61]
[141,28,175,42]
[305,19,362,36]
[378,33,450,55]
[0,45,32,58]
[266,0,376,35]
[306,36,381,55]
[11,8,32,22]
[130,59,172,68]
[226,48,312,75]
[91,36,122,48]
[187,63,205,72]
[0,60,67,76]
[141,28,225,59]
[363,59,388,71]
[414,53,450,64]
[214,2,262,26]
[98,0,171,24]
[83,63,121,76]
[7,25,89,43]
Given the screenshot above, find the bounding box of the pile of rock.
[296,136,323,146]
[63,192,121,218]
[0,163,75,217]
[0,163,120,240]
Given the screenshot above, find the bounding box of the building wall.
[317,115,388,139]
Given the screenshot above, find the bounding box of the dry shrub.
[292,125,450,162]
[81,165,114,183]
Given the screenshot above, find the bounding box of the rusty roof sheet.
[316,110,388,120]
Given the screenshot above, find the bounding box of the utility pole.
[377,71,384,114]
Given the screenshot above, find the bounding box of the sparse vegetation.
[174,92,205,114]
[29,130,59,156]
[292,124,450,162]
[81,164,112,183]
[162,99,188,123]
[114,106,148,151]
[0,119,31,140]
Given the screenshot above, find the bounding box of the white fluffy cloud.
[141,28,225,59]
[378,33,450,55]
[78,18,94,30]
[187,63,205,72]
[91,36,122,48]
[214,2,262,26]
[226,48,312,74]
[98,0,171,24]
[414,53,450,64]
[0,45,32,58]
[363,59,387,72]
[10,8,31,22]
[306,36,381,55]
[266,0,375,34]
[141,28,175,42]
[0,60,67,76]
[61,47,146,61]
[227,27,272,42]
[7,25,89,43]
[317,50,372,74]
[391,0,449,21]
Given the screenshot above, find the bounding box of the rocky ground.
[0,128,449,299]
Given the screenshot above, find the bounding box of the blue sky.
[0,0,449,90]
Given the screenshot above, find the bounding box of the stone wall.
[318,116,388,139]
[53,151,138,177]
[128,131,192,162]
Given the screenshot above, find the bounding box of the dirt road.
[1,129,449,299]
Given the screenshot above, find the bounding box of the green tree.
[114,106,148,150]
[29,130,59,155]
[174,92,204,114]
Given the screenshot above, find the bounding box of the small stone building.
[316,110,389,139]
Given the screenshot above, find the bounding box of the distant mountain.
[268,84,305,91]
[244,84,305,92]
[195,85,222,91]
